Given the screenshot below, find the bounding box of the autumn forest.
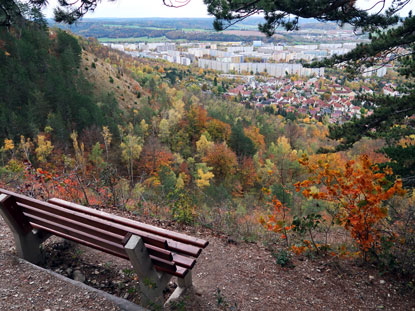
[1,3,415,309]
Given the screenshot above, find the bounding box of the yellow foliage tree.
[168,99,185,127]
[196,168,214,188]
[1,138,15,165]
[159,118,170,142]
[196,134,214,157]
[140,119,149,137]
[35,135,54,163]
[244,125,265,150]
[101,126,112,161]
[3,139,14,151]
[70,131,87,176]
[19,136,33,162]
[120,129,142,184]
[175,173,185,190]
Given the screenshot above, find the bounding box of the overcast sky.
[42,0,412,19]
[43,0,211,18]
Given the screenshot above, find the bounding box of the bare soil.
[1,206,415,311]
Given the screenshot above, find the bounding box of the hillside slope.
[80,49,145,110]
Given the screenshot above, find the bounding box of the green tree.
[204,0,402,34]
[0,16,112,143]
[229,122,256,158]
[120,125,143,184]
[159,165,177,196]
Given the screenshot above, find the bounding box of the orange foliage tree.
[295,154,405,258]
[239,157,257,192]
[244,125,265,151]
[260,196,294,246]
[206,119,231,142]
[203,143,237,181]
[184,105,209,142]
[138,146,174,177]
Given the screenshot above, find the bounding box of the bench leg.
[12,230,45,264]
[165,271,193,306]
[0,194,45,264]
[178,270,193,288]
[124,234,171,307]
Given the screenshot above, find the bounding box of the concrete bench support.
[165,271,193,306]
[124,234,172,307]
[178,270,192,288]
[0,194,48,264]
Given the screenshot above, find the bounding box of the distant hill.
[49,17,339,43]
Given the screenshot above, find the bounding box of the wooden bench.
[0,188,208,307]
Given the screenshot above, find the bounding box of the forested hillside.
[0,21,121,142]
[1,15,414,292]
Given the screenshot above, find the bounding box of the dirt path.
[1,208,415,311]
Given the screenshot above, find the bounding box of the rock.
[73,270,85,283]
[66,268,72,275]
[369,275,375,281]
[380,280,386,285]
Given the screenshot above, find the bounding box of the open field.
[103,24,175,30]
[98,36,179,43]
[223,30,285,39]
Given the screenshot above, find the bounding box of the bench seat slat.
[20,203,124,244]
[30,222,187,278]
[155,265,188,278]
[145,244,173,261]
[11,195,169,250]
[0,189,205,258]
[25,212,178,267]
[46,198,203,257]
[49,198,209,248]
[149,255,176,272]
[172,253,196,269]
[0,189,202,279]
[0,194,32,234]
[24,199,198,262]
[24,212,128,256]
[166,240,201,257]
[30,222,129,259]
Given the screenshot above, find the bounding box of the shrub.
[273,249,293,268]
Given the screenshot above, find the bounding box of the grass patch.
[102,24,175,30]
[182,28,212,32]
[98,36,189,43]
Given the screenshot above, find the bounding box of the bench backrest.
[0,188,208,278]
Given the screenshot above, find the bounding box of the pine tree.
[312,15,415,186]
